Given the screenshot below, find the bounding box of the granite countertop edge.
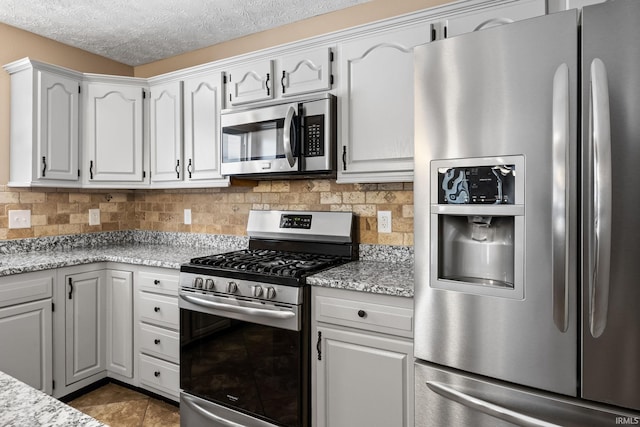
[0,371,105,427]
[0,242,415,298]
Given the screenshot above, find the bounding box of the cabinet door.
[38,71,80,182]
[280,47,333,97]
[65,270,106,384]
[150,81,183,183]
[84,83,145,183]
[0,300,52,394]
[106,270,133,378]
[315,326,414,427]
[338,23,428,183]
[183,72,227,183]
[226,60,274,106]
[444,0,545,38]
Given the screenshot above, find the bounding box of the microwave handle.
[283,105,297,167]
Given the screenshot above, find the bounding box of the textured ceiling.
[0,0,370,66]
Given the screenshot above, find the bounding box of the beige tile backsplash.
[0,180,413,245]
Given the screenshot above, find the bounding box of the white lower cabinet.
[61,267,107,386]
[135,267,180,401]
[312,287,414,427]
[106,269,133,378]
[0,271,54,394]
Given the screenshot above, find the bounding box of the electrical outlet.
[88,209,100,226]
[377,211,392,233]
[184,209,192,225]
[8,210,31,229]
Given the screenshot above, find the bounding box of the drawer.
[0,271,53,308]
[139,323,179,364]
[139,270,179,296]
[139,293,179,330]
[139,354,179,399]
[315,295,414,338]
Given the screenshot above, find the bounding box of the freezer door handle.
[426,381,561,427]
[551,63,570,332]
[589,58,612,338]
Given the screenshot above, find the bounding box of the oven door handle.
[179,293,296,319]
[182,394,246,427]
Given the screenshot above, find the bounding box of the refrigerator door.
[414,11,579,395]
[415,361,635,427]
[581,0,640,412]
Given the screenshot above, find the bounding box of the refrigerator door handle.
[589,58,612,338]
[551,63,570,332]
[426,381,561,427]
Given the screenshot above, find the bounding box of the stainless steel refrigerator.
[413,1,640,425]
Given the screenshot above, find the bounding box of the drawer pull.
[154,279,160,285]
[357,310,367,318]
[154,371,161,377]
[154,306,160,312]
[154,339,161,345]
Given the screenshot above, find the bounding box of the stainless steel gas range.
[178,210,356,427]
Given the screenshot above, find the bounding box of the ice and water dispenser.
[430,157,525,298]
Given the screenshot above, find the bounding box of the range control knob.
[227,282,238,293]
[205,279,214,290]
[252,285,264,298]
[193,277,204,289]
[265,287,277,299]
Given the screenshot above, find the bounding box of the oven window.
[180,309,302,427]
[222,120,285,162]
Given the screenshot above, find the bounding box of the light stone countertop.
[0,243,230,277]
[307,260,414,298]
[0,371,105,427]
[0,240,414,297]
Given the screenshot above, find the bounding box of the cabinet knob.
[357,310,367,318]
[154,371,161,377]
[154,279,160,285]
[154,339,161,345]
[154,306,160,312]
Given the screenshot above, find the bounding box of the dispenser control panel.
[438,165,515,204]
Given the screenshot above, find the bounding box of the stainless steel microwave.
[221,94,336,178]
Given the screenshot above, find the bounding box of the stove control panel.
[279,214,312,229]
[179,272,301,305]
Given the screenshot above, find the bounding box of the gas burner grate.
[189,249,346,278]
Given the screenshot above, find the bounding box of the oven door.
[221,102,300,176]
[179,290,306,427]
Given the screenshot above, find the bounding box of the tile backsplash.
[0,180,413,245]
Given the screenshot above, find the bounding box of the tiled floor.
[67,382,180,427]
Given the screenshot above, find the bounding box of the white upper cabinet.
[83,79,148,186]
[149,71,228,188]
[38,72,80,182]
[226,60,275,106]
[226,47,334,106]
[279,47,333,97]
[183,72,228,185]
[4,59,81,188]
[441,0,546,39]
[149,81,183,183]
[338,23,429,183]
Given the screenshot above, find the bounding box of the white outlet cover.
[88,209,101,226]
[377,210,392,233]
[8,210,31,229]
[184,209,192,225]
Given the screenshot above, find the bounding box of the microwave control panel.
[304,115,325,157]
